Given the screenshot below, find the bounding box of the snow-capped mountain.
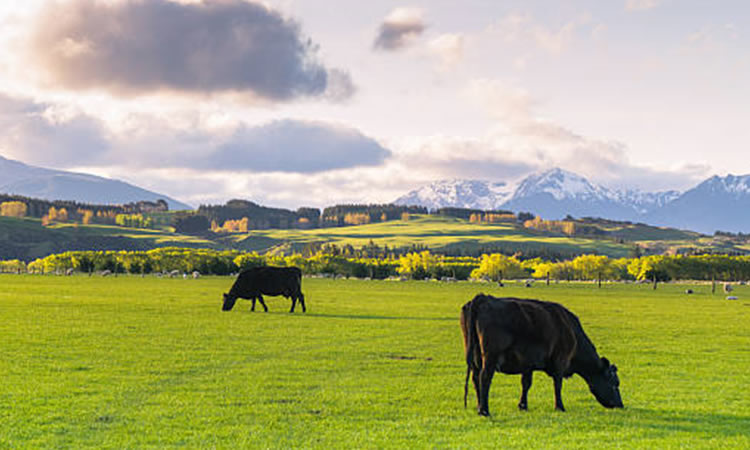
[394,168,750,234]
[644,174,750,234]
[393,179,516,210]
[502,168,621,220]
[614,189,681,215]
[502,168,679,221]
[510,168,611,201]
[0,154,192,210]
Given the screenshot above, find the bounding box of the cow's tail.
[462,295,483,408]
[464,363,471,409]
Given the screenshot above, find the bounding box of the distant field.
[0,216,216,260]
[233,215,634,257]
[4,214,750,261]
[1,275,748,448]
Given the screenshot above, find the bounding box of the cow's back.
[230,266,301,298]
[468,295,579,374]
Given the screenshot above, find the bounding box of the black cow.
[460,294,622,416]
[222,266,305,313]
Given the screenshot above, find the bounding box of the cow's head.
[222,293,238,311]
[588,357,623,408]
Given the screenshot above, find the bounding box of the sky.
[0,0,748,209]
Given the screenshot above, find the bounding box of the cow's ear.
[601,357,610,368]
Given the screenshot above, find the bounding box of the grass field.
[1,275,749,448]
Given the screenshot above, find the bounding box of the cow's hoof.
[478,410,490,417]
[518,403,527,411]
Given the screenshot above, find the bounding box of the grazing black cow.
[222,266,305,313]
[460,294,622,416]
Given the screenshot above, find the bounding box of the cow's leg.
[289,295,296,313]
[251,297,256,312]
[257,294,268,312]
[552,375,565,412]
[518,371,533,411]
[471,368,481,410]
[297,293,306,313]
[478,354,501,416]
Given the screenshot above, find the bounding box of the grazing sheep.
[100,270,112,277]
[192,271,200,279]
[723,283,733,293]
[169,270,180,278]
[685,289,693,294]
[65,268,74,276]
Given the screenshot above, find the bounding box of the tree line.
[0,194,168,227]
[5,249,750,283]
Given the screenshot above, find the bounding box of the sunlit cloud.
[427,33,466,67]
[490,12,594,55]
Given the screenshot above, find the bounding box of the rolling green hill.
[0,216,216,260]
[2,214,748,261]
[230,215,632,258]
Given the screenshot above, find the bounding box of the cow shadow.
[479,407,748,440]
[622,407,750,438]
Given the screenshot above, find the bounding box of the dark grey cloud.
[207,120,391,172]
[0,93,389,174]
[28,0,354,101]
[0,94,110,167]
[373,9,426,51]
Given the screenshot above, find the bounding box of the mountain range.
[395,168,750,234]
[0,155,192,211]
[3,153,749,235]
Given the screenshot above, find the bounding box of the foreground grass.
[1,275,748,448]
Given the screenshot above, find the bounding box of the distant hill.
[0,155,192,211]
[395,168,750,234]
[3,212,747,262]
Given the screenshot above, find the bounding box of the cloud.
[387,78,711,194]
[373,8,426,51]
[466,79,536,125]
[625,0,663,11]
[204,120,391,173]
[0,93,110,167]
[491,12,594,54]
[427,33,466,67]
[0,93,390,174]
[25,0,353,101]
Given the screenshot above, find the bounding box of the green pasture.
[6,214,750,262]
[0,216,216,260]
[236,215,632,257]
[1,275,748,448]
